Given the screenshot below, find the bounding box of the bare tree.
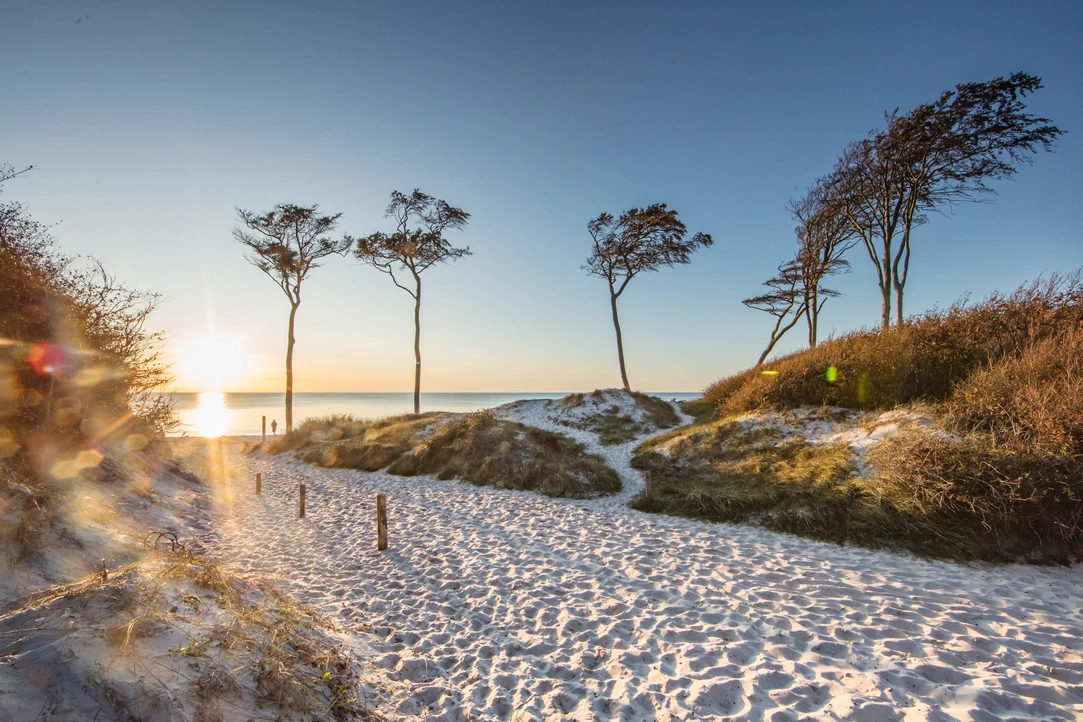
[887,72,1063,323]
[744,260,805,367]
[789,180,854,346]
[233,204,348,431]
[831,72,1062,330]
[585,204,712,391]
[828,136,911,331]
[350,189,471,415]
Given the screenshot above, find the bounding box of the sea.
[171,391,703,437]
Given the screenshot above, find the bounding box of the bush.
[0,163,175,486]
[872,435,1083,561]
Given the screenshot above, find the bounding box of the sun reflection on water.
[194,391,230,438]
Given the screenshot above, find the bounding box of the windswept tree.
[585,204,712,391]
[743,260,804,367]
[350,189,471,415]
[233,204,349,431]
[832,72,1062,329]
[887,72,1063,323]
[745,181,852,364]
[789,180,854,346]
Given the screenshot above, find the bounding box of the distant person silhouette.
[271,419,278,435]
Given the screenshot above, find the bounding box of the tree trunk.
[894,284,904,328]
[610,292,630,392]
[285,301,298,431]
[413,275,422,415]
[807,286,819,348]
[880,251,892,331]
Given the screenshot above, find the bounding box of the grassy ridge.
[642,273,1083,562]
[706,273,1083,416]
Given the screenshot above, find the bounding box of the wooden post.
[256,473,262,495]
[262,416,267,445]
[299,483,306,518]
[644,470,653,501]
[376,493,388,551]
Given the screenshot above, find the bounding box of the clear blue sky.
[3,0,1081,393]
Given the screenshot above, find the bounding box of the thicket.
[0,163,174,487]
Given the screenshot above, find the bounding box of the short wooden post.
[262,416,267,445]
[376,493,388,551]
[255,472,262,495]
[299,483,306,518]
[644,470,653,501]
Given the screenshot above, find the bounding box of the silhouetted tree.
[233,204,348,431]
[351,189,471,414]
[887,72,1063,323]
[744,260,804,367]
[828,136,909,331]
[789,180,854,346]
[832,72,1062,329]
[585,204,712,391]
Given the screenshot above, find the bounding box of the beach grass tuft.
[387,411,621,497]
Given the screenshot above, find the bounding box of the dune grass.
[282,411,621,498]
[267,413,446,456]
[705,272,1083,416]
[556,390,682,445]
[630,418,964,558]
[0,538,375,721]
[295,413,448,472]
[389,411,621,497]
[635,273,1083,562]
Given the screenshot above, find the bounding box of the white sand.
[194,395,1083,721]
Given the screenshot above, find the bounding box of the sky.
[2,0,1081,393]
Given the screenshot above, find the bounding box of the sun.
[177,336,253,391]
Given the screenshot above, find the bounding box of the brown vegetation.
[649,273,1083,562]
[278,410,622,497]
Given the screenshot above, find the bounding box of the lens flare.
[194,392,230,438]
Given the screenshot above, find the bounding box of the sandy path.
[193,412,1083,721]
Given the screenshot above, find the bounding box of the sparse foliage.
[350,189,471,414]
[585,204,712,390]
[831,72,1062,329]
[233,204,349,430]
[743,260,805,367]
[0,163,175,459]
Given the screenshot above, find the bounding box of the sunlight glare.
[178,337,252,391]
[194,391,230,438]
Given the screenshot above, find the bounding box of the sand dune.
[189,398,1083,721]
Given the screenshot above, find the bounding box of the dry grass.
[661,272,1083,562]
[296,414,447,471]
[947,328,1083,457]
[555,390,682,445]
[2,549,378,720]
[871,435,1083,562]
[706,271,1083,415]
[387,411,622,497]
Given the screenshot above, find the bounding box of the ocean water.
[171,391,702,437]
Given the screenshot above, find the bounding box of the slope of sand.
[191,394,1083,721]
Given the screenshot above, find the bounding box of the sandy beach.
[171,398,1083,721]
